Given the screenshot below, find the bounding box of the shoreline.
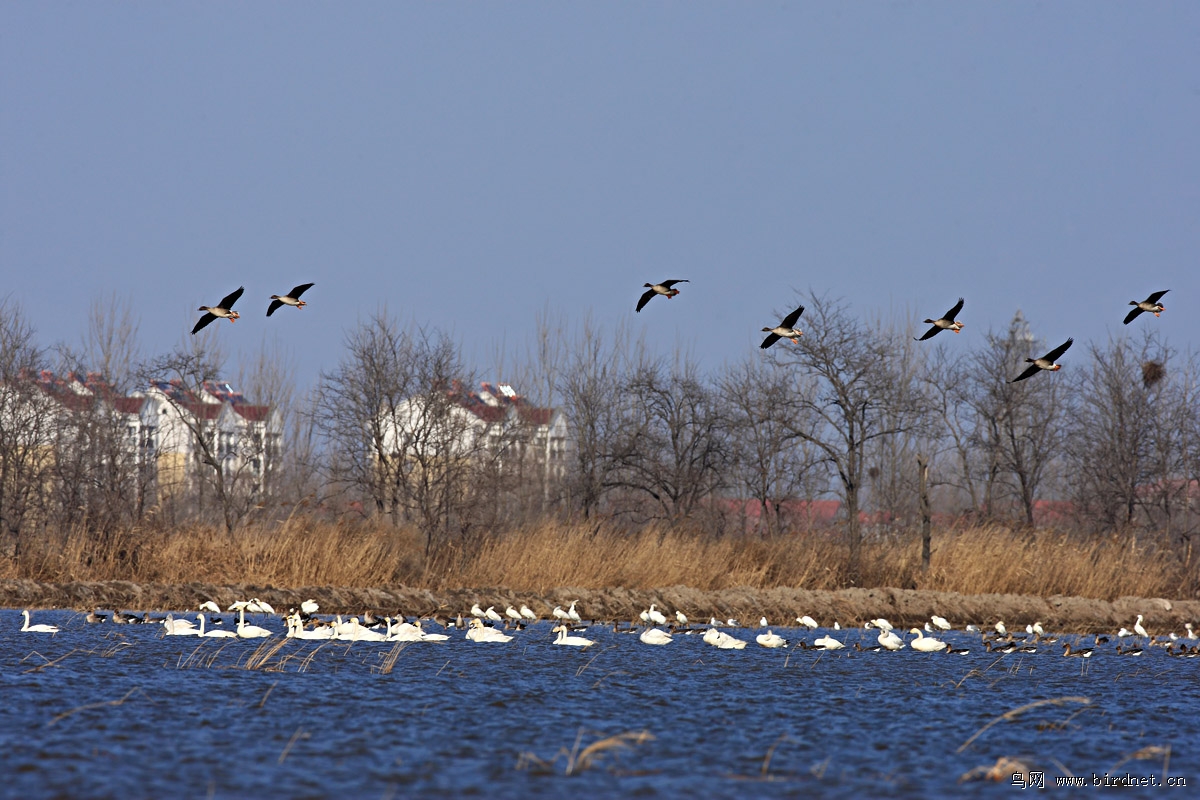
[2,579,1195,634]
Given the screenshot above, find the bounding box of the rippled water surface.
[2,609,1196,798]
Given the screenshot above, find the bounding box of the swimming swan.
[908,628,947,652]
[236,608,274,638]
[197,613,237,638]
[466,619,513,643]
[756,630,787,648]
[639,627,673,646]
[552,625,595,647]
[20,610,59,633]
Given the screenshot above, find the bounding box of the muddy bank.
[2,580,1196,633]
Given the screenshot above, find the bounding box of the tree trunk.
[918,454,931,570]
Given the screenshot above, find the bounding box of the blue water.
[1,609,1196,798]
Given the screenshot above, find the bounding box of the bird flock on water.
[16,603,1200,658]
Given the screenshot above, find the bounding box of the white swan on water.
[236,608,273,639]
[756,630,787,648]
[877,629,905,651]
[553,625,594,647]
[466,619,513,643]
[908,628,947,652]
[639,627,673,646]
[21,610,59,633]
[813,634,845,650]
[703,628,747,650]
[163,613,199,636]
[198,613,237,638]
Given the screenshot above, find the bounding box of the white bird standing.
[675,610,688,626]
[930,615,951,631]
[797,615,819,629]
[300,599,319,615]
[198,613,238,639]
[648,604,668,626]
[552,606,570,622]
[908,628,947,652]
[1134,614,1149,638]
[995,621,1007,636]
[639,628,673,646]
[870,618,894,632]
[485,606,504,624]
[199,601,221,614]
[567,602,582,624]
[505,606,523,623]
[759,617,770,629]
[520,605,538,621]
[247,598,275,615]
[471,604,486,618]
[20,610,59,633]
[552,625,595,647]
[756,630,787,648]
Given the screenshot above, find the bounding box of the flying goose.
[915,298,965,341]
[1011,338,1074,383]
[1123,290,1168,325]
[267,283,315,317]
[192,287,244,334]
[760,305,805,349]
[636,280,688,312]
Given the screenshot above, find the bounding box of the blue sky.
[4,4,1198,391]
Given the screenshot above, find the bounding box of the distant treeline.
[1,293,1197,587]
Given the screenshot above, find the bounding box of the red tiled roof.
[233,405,271,422]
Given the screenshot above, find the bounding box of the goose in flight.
[1124,290,1168,325]
[267,283,315,317]
[192,287,244,334]
[1011,338,1073,383]
[915,298,965,341]
[760,305,805,349]
[636,280,688,312]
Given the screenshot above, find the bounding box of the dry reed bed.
[2,520,1193,599]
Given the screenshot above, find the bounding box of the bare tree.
[138,335,269,536]
[313,313,481,558]
[555,317,643,518]
[771,294,929,579]
[617,355,729,524]
[720,355,821,536]
[967,312,1068,527]
[0,300,56,556]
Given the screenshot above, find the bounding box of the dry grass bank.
[2,520,1194,600]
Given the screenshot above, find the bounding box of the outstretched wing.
[636,288,656,313]
[916,325,941,342]
[1146,289,1169,304]
[289,282,315,299]
[191,312,217,335]
[760,332,782,349]
[218,286,245,310]
[943,297,965,320]
[779,305,805,329]
[266,299,284,317]
[1123,306,1144,325]
[659,279,689,289]
[1011,363,1040,383]
[1042,337,1074,362]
